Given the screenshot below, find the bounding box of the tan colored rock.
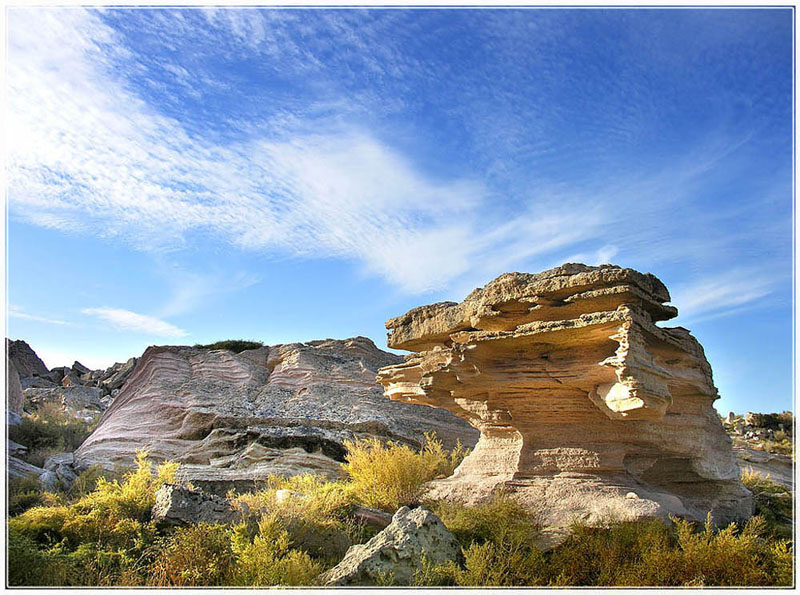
[377,264,752,541]
[74,337,478,495]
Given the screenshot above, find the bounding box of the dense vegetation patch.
[9,403,98,467]
[193,340,264,353]
[7,438,794,587]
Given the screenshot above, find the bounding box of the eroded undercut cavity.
[377,264,752,539]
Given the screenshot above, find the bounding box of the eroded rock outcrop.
[377,264,752,540]
[7,339,48,379]
[75,337,478,494]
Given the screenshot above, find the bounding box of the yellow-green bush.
[9,451,177,586]
[342,433,468,511]
[230,513,323,586]
[151,523,236,586]
[415,495,545,586]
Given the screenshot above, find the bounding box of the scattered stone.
[24,386,107,420]
[320,506,463,586]
[151,484,240,527]
[7,411,22,426]
[378,264,752,539]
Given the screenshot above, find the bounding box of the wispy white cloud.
[8,305,70,326]
[668,269,778,325]
[82,307,188,338]
[6,8,604,295]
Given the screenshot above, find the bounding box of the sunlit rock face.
[74,337,478,496]
[377,264,752,541]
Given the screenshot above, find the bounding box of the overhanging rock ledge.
[377,263,752,542]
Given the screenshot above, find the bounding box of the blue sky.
[6,7,793,415]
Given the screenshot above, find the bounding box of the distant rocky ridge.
[74,337,478,495]
[378,264,753,542]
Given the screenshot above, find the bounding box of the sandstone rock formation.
[75,337,478,494]
[320,506,462,586]
[377,264,752,540]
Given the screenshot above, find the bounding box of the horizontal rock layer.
[75,337,477,494]
[378,264,752,539]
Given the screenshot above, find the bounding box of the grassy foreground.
[7,435,794,587]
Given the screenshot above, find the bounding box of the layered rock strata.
[377,264,752,539]
[75,337,477,495]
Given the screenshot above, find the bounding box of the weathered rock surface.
[320,506,463,586]
[8,456,58,490]
[378,264,752,541]
[7,339,48,378]
[152,484,240,527]
[7,356,23,415]
[75,337,478,494]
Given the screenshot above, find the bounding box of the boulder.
[45,367,69,385]
[61,370,83,387]
[7,339,48,378]
[151,484,240,527]
[24,386,106,420]
[378,264,752,542]
[101,357,137,391]
[72,361,91,376]
[21,376,58,389]
[43,452,78,488]
[320,506,463,586]
[74,338,478,493]
[7,356,23,415]
[8,456,58,490]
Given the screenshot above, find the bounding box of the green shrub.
[342,433,469,511]
[193,340,264,353]
[7,527,77,586]
[9,403,97,467]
